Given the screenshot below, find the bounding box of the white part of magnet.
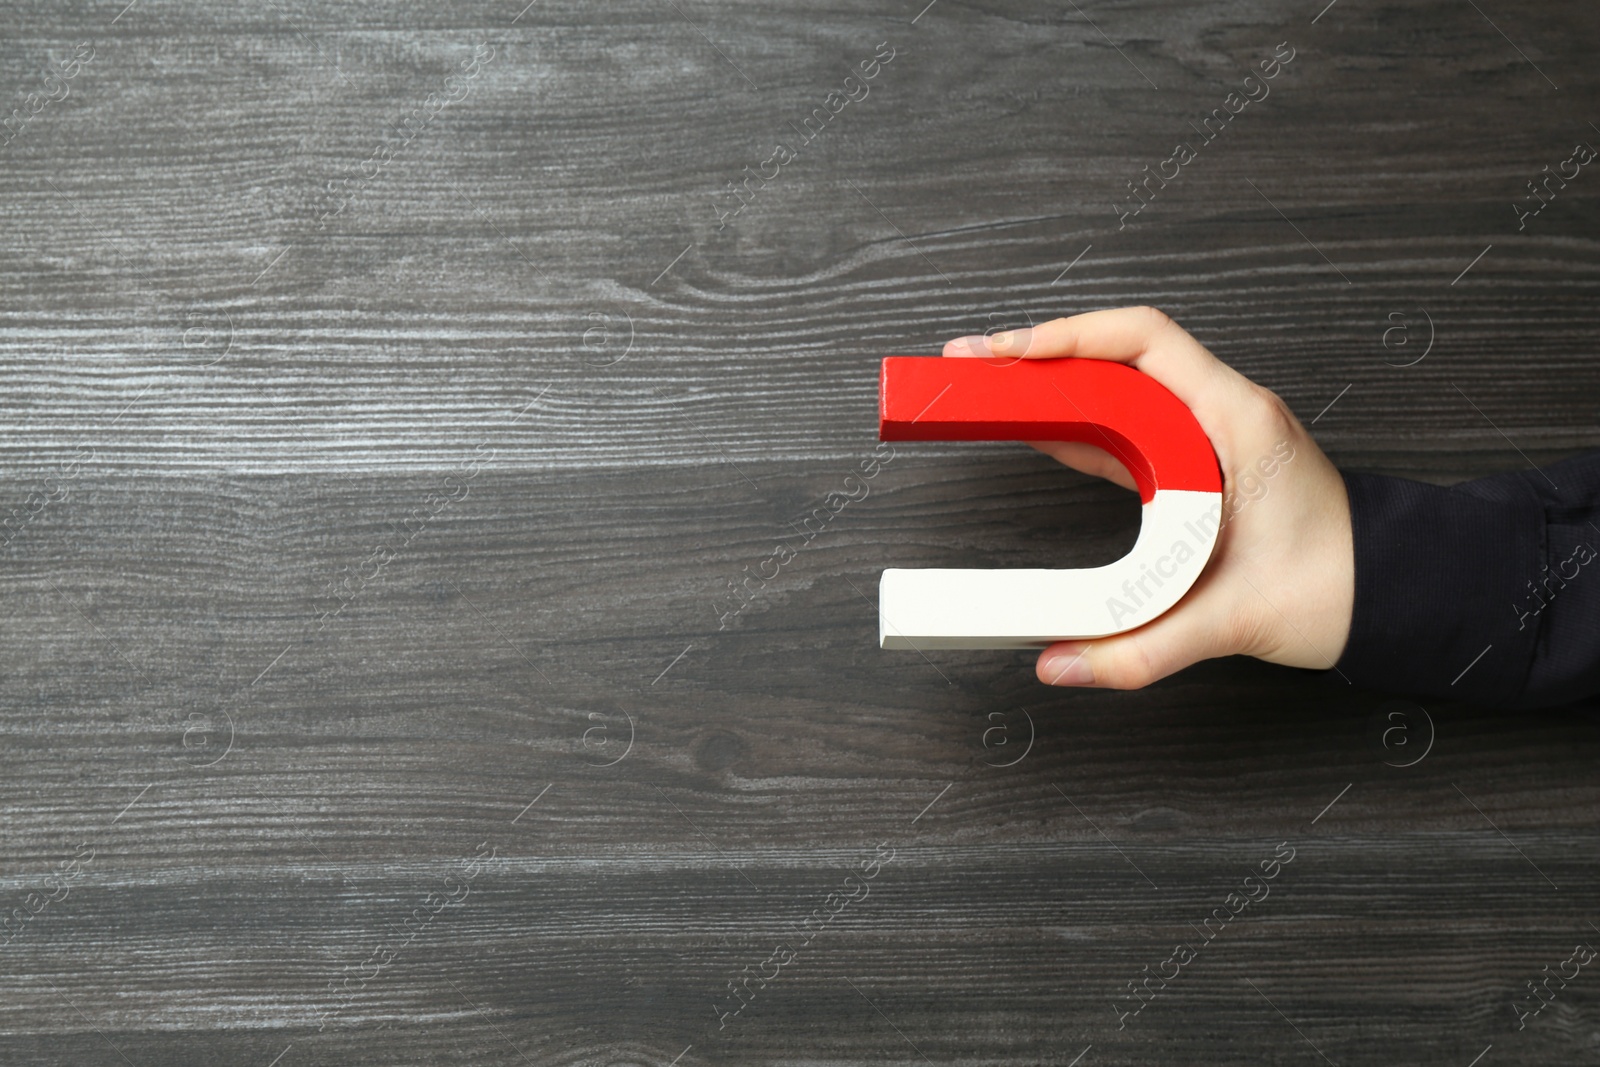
[879,489,1223,650]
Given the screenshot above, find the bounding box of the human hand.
[943,307,1354,689]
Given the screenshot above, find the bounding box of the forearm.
[1334,451,1600,708]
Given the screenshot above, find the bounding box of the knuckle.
[1252,385,1297,434]
[1130,305,1175,332]
[1101,638,1159,690]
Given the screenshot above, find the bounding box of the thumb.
[1035,593,1235,689]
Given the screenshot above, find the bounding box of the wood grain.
[2,0,1599,1063]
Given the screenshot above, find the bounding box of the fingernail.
[1041,645,1094,686]
[990,328,1031,355]
[947,335,987,357]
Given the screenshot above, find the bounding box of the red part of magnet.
[879,357,1221,503]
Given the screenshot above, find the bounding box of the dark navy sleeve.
[1333,450,1600,709]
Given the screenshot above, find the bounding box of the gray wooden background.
[2,0,1598,1063]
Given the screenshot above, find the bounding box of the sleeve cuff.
[1332,469,1542,705]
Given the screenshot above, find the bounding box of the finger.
[1034,584,1236,689]
[947,307,1248,413]
[942,335,990,358]
[1027,440,1138,492]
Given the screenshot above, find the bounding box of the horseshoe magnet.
[878,356,1223,649]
